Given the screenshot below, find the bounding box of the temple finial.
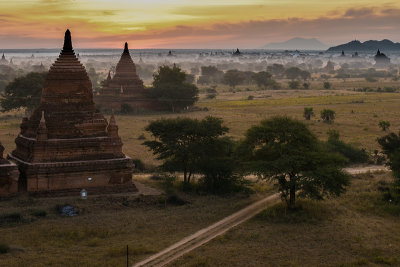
[124,42,129,53]
[110,109,116,125]
[40,111,46,123]
[63,29,73,51]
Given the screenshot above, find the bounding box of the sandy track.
[132,193,280,267]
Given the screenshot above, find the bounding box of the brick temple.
[95,42,161,112]
[0,142,19,196]
[9,30,136,194]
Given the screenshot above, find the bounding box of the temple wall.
[10,155,133,192]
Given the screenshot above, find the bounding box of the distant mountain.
[262,37,328,50]
[327,39,400,52]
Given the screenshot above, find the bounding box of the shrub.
[323,81,331,89]
[321,109,335,123]
[0,243,10,254]
[0,212,22,225]
[32,210,47,217]
[326,130,369,164]
[379,121,390,131]
[247,95,254,100]
[288,80,300,89]
[132,158,146,172]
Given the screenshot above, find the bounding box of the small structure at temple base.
[0,142,19,196]
[8,30,136,195]
[95,42,162,113]
[374,49,390,68]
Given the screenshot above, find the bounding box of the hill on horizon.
[327,39,400,52]
[262,37,328,50]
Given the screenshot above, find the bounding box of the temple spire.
[63,29,73,51]
[123,42,129,54]
[107,109,119,137]
[37,111,48,141]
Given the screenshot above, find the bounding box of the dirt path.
[344,165,389,175]
[132,193,281,267]
[132,165,389,267]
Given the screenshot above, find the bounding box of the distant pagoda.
[0,53,8,64]
[96,42,161,112]
[374,49,390,68]
[9,30,135,194]
[101,42,145,97]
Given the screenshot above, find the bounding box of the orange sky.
[1,0,400,49]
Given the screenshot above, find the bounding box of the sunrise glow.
[1,0,400,48]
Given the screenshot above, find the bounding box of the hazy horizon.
[1,0,400,49]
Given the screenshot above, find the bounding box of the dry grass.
[0,191,261,266]
[1,89,400,166]
[170,172,400,267]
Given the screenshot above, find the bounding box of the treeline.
[141,115,371,208]
[197,65,313,89]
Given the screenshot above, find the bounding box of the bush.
[0,243,10,254]
[326,130,369,164]
[247,95,254,100]
[288,80,300,89]
[323,81,331,89]
[132,158,146,172]
[0,212,22,225]
[206,93,216,99]
[31,210,47,217]
[321,109,335,123]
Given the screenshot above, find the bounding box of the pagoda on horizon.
[96,42,161,112]
[100,42,145,97]
[9,30,135,194]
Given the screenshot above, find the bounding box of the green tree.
[379,121,391,131]
[150,65,199,112]
[323,81,331,89]
[223,69,244,88]
[326,130,369,164]
[288,80,300,89]
[300,70,311,81]
[252,71,276,89]
[321,109,335,123]
[267,64,285,77]
[285,67,302,80]
[1,72,46,112]
[303,107,314,120]
[143,116,229,184]
[378,132,400,201]
[240,116,349,209]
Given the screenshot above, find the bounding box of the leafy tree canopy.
[1,72,46,112]
[240,116,349,209]
[144,116,229,184]
[150,65,199,112]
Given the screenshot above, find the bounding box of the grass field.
[1,81,400,266]
[170,172,400,266]
[0,188,266,266]
[1,88,400,166]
